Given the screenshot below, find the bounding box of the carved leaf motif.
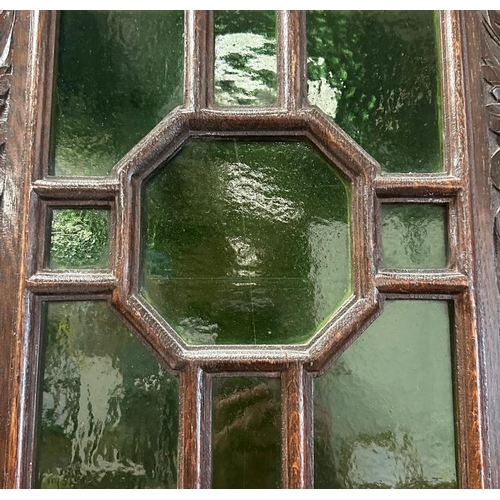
[482,11,500,190]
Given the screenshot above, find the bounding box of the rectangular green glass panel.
[212,376,281,489]
[52,11,184,176]
[381,204,448,269]
[47,208,110,269]
[214,11,277,106]
[142,139,351,345]
[314,301,457,488]
[37,301,179,489]
[307,11,443,173]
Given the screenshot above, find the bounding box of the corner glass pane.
[52,11,184,176]
[381,204,448,269]
[47,208,110,269]
[307,11,442,173]
[214,11,277,106]
[142,138,352,345]
[212,376,281,489]
[37,302,179,488]
[314,301,457,488]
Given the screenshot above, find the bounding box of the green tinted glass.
[212,376,281,488]
[37,302,179,489]
[52,11,184,176]
[214,11,277,106]
[307,11,442,173]
[142,138,351,345]
[381,204,448,269]
[47,209,110,269]
[314,301,457,488]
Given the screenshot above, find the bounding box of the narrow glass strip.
[214,11,278,106]
[212,376,281,488]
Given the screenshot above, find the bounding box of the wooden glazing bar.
[26,272,117,294]
[375,175,462,198]
[282,363,312,489]
[375,271,469,294]
[33,178,120,200]
[454,292,486,488]
[0,11,56,488]
[278,11,305,110]
[184,11,210,111]
[441,11,468,178]
[178,366,210,488]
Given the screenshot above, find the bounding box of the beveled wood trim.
[375,271,469,294]
[178,366,211,488]
[26,271,117,294]
[282,363,312,489]
[375,175,462,198]
[185,11,210,111]
[454,291,486,488]
[33,178,119,200]
[278,11,305,110]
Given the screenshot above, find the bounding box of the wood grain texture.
[0,9,15,490]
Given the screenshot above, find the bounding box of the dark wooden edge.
[278,11,305,110]
[178,366,211,488]
[462,10,500,488]
[282,363,313,488]
[0,11,57,488]
[184,11,210,111]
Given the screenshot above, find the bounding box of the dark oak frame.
[1,9,499,489]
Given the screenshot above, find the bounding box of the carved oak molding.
[0,10,14,198]
[482,10,500,188]
[0,11,14,146]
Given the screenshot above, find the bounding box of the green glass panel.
[214,11,277,106]
[314,301,457,488]
[47,209,110,269]
[37,301,179,489]
[307,11,442,173]
[52,11,184,176]
[212,376,281,489]
[142,139,351,345]
[381,204,448,269]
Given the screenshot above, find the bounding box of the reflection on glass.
[212,377,281,489]
[307,11,442,173]
[47,209,110,269]
[314,301,457,488]
[142,139,351,345]
[37,302,179,488]
[52,11,184,176]
[214,11,277,106]
[381,204,448,269]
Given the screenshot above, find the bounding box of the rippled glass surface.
[142,139,351,345]
[47,209,110,269]
[307,11,442,173]
[52,11,184,176]
[214,11,277,106]
[212,376,281,489]
[314,301,457,488]
[37,302,179,488]
[381,204,448,269]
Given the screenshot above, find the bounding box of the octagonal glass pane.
[141,139,352,345]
